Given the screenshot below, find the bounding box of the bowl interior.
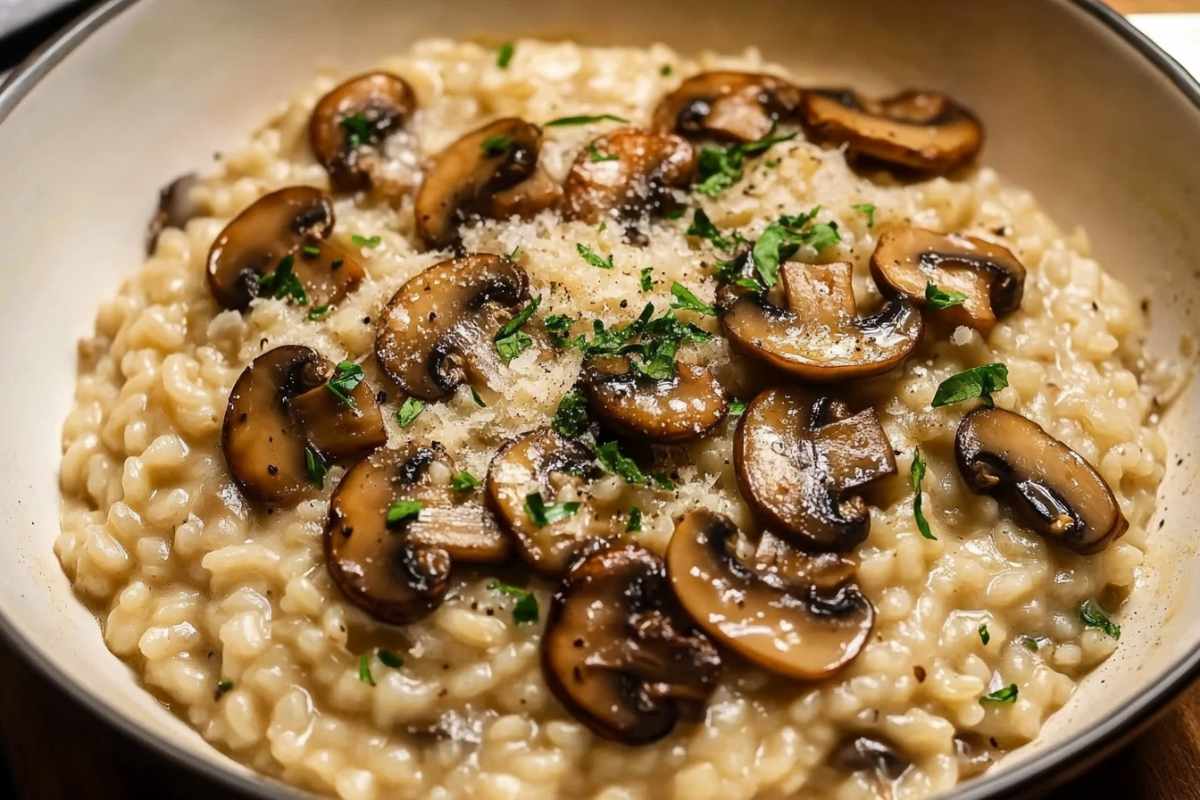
[0,0,1196,796]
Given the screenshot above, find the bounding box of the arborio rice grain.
[57,39,1174,799]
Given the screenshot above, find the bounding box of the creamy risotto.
[56,39,1173,800]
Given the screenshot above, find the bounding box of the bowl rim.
[1,1,1197,797]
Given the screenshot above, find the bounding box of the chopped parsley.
[926,282,968,310]
[395,397,425,427]
[750,208,841,288]
[728,399,747,418]
[340,113,374,149]
[325,361,364,409]
[640,267,654,292]
[523,492,581,527]
[660,64,673,76]
[626,506,642,533]
[451,470,480,492]
[651,471,676,491]
[544,314,573,347]
[508,246,523,261]
[552,389,590,439]
[377,649,404,668]
[669,282,717,317]
[686,208,736,252]
[577,243,614,270]
[494,295,541,362]
[852,202,877,227]
[305,445,327,487]
[351,233,382,248]
[695,126,797,197]
[587,143,619,162]
[1079,599,1121,640]
[981,684,1018,704]
[910,448,935,540]
[307,303,332,321]
[489,581,539,624]
[482,135,513,157]
[214,679,234,700]
[595,440,647,485]
[931,363,1009,408]
[979,624,990,646]
[496,42,515,68]
[301,244,321,257]
[544,113,630,127]
[564,301,711,381]
[358,653,376,686]
[385,499,423,527]
[470,386,487,407]
[1022,636,1044,652]
[257,255,308,305]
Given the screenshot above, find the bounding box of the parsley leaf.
[660,64,673,76]
[587,143,619,162]
[325,361,364,409]
[640,267,654,292]
[595,440,647,485]
[544,314,574,347]
[669,282,717,317]
[497,42,515,68]
[523,492,581,527]
[302,244,321,257]
[1079,599,1121,640]
[979,624,990,646]
[395,397,425,427]
[932,363,1009,408]
[852,202,876,227]
[489,581,539,624]
[482,135,513,157]
[728,399,747,418]
[377,649,404,668]
[926,282,968,310]
[552,389,590,439]
[307,304,332,321]
[545,113,629,127]
[451,471,480,492]
[340,113,374,149]
[351,233,381,248]
[494,295,541,362]
[686,208,736,251]
[695,126,797,197]
[748,209,841,288]
[910,448,936,540]
[305,445,327,487]
[358,653,376,686]
[566,302,711,381]
[385,499,423,527]
[577,243,614,270]
[981,684,1018,704]
[626,506,642,533]
[470,386,487,407]
[257,255,308,305]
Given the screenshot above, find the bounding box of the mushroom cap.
[414,118,561,249]
[221,345,385,505]
[146,173,203,255]
[325,443,510,625]
[309,71,417,192]
[800,88,983,174]
[485,427,610,575]
[562,127,696,224]
[955,407,1128,554]
[721,261,923,381]
[667,511,875,680]
[206,186,365,311]
[582,355,727,443]
[651,71,803,142]
[374,253,530,401]
[542,542,721,744]
[735,387,896,551]
[870,226,1026,333]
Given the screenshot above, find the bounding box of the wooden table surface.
[3,0,1200,797]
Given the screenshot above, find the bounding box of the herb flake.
[496,42,515,68]
[910,448,936,540]
[626,506,642,533]
[932,363,1009,408]
[926,282,968,310]
[1080,599,1121,639]
[669,282,717,317]
[552,389,590,439]
[396,397,425,427]
[489,581,539,624]
[577,243,614,270]
[523,492,581,527]
[351,233,381,249]
[257,255,308,305]
[695,126,796,197]
[981,684,1018,704]
[640,267,654,292]
[852,202,876,227]
[377,649,403,668]
[545,113,629,127]
[325,361,364,409]
[305,445,327,487]
[451,471,480,492]
[358,653,376,686]
[979,624,990,646]
[385,499,423,527]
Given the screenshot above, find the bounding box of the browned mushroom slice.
[309,71,417,192]
[735,388,895,552]
[542,542,720,744]
[800,89,983,174]
[666,510,874,680]
[581,355,726,443]
[221,346,385,505]
[722,261,923,381]
[375,253,529,401]
[832,736,912,790]
[146,173,203,254]
[955,407,1128,554]
[325,443,509,625]
[485,427,613,575]
[562,128,696,224]
[651,71,802,142]
[870,227,1025,333]
[414,118,561,249]
[206,186,365,310]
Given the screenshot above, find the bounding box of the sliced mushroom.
[325,443,509,624]
[562,128,695,224]
[542,542,720,743]
[651,71,802,142]
[309,71,417,192]
[666,510,874,680]
[221,346,385,505]
[375,253,530,401]
[414,118,561,249]
[582,356,726,443]
[800,89,983,174]
[722,261,923,381]
[146,173,203,254]
[485,427,614,575]
[955,407,1127,553]
[832,736,911,792]
[735,388,896,552]
[870,227,1025,333]
[206,186,365,310]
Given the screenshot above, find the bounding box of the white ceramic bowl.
[1,1,1197,797]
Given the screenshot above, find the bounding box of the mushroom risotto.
[56,39,1174,800]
